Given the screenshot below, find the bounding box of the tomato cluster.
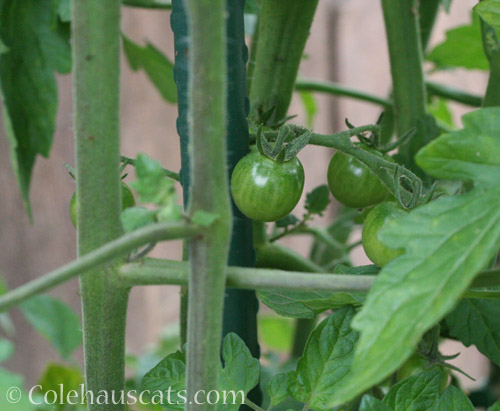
[230,135,407,267]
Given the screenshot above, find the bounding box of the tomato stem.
[183,0,232,408]
[480,18,500,107]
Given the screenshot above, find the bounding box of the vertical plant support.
[72,1,129,410]
[381,0,428,171]
[184,0,232,409]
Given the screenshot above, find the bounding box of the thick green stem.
[73,1,126,409]
[184,0,232,409]
[0,222,199,312]
[256,243,324,273]
[249,0,319,123]
[480,19,500,107]
[381,0,427,171]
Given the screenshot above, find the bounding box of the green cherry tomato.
[362,201,407,267]
[397,354,449,392]
[327,144,392,208]
[70,182,136,228]
[230,151,305,222]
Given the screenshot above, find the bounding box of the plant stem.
[256,243,324,273]
[249,0,319,123]
[184,0,232,409]
[0,222,199,312]
[480,18,500,107]
[295,79,392,108]
[419,0,441,52]
[426,81,483,107]
[120,259,500,297]
[120,258,375,291]
[73,1,126,409]
[381,0,427,171]
[245,398,266,411]
[120,155,180,181]
[295,79,483,108]
[122,0,171,9]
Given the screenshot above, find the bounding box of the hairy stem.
[0,222,199,312]
[73,1,126,409]
[184,0,232,409]
[120,258,375,291]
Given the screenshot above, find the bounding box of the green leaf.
[427,15,489,70]
[327,186,500,407]
[141,352,186,410]
[218,333,260,410]
[121,206,158,232]
[359,395,391,411]
[433,386,474,410]
[122,34,177,103]
[57,0,71,22]
[416,108,500,187]
[299,91,318,129]
[258,289,364,319]
[288,306,359,411]
[130,154,177,205]
[383,368,444,410]
[267,373,289,408]
[258,316,295,352]
[0,339,13,363]
[0,0,72,217]
[427,98,454,128]
[0,367,36,410]
[20,296,82,359]
[489,400,500,410]
[276,214,300,228]
[38,363,84,406]
[475,0,500,31]
[305,185,330,216]
[446,299,500,365]
[191,210,219,227]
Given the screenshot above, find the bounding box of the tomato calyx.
[255,124,311,163]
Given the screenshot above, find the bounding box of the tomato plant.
[1,0,500,410]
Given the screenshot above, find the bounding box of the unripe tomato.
[397,354,449,392]
[230,151,305,222]
[327,144,392,208]
[70,183,136,228]
[362,202,407,266]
